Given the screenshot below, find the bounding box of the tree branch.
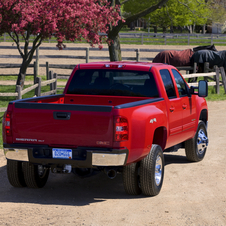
[24,26,31,57]
[123,0,169,25]
[8,32,24,58]
[121,0,131,4]
[26,34,42,64]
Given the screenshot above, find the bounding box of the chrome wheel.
[185,121,208,162]
[155,155,163,186]
[197,129,208,155]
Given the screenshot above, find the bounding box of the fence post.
[16,85,22,100]
[136,49,140,62]
[193,62,197,73]
[49,71,53,91]
[35,77,41,97]
[211,35,213,45]
[219,67,226,93]
[4,33,6,42]
[46,62,49,80]
[214,66,219,94]
[204,62,209,73]
[204,62,210,82]
[86,47,89,63]
[34,61,37,84]
[188,35,190,45]
[141,33,143,45]
[164,36,166,45]
[53,73,57,94]
[36,47,39,76]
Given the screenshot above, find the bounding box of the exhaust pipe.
[104,168,117,179]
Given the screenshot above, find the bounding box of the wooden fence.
[0,71,57,100]
[0,45,168,78]
[1,33,226,45]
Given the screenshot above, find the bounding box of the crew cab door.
[159,69,183,147]
[171,69,196,136]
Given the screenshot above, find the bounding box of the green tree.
[108,0,169,61]
[206,0,226,23]
[123,0,209,32]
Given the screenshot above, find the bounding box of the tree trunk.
[202,24,206,34]
[170,26,174,33]
[16,59,30,90]
[108,34,122,61]
[153,26,157,33]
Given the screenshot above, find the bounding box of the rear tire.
[185,121,208,162]
[123,162,142,195]
[7,160,26,187]
[23,163,49,188]
[140,145,164,196]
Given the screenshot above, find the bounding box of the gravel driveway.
[0,100,226,226]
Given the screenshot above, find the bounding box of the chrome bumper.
[92,153,126,166]
[3,147,128,166]
[4,148,29,161]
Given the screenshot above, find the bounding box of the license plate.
[52,148,72,159]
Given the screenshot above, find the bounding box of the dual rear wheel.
[7,160,49,188]
[123,144,164,196]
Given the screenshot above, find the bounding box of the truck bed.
[11,94,153,148]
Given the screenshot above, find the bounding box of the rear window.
[66,69,159,97]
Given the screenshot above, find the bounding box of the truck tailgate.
[12,102,114,147]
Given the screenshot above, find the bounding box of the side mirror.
[189,80,208,97]
[198,80,208,97]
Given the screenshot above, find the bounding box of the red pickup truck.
[2,62,208,196]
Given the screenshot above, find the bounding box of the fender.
[195,95,208,129]
[127,103,168,163]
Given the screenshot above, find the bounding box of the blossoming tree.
[0,0,121,89]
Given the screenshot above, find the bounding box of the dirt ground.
[0,101,226,225]
[0,43,226,225]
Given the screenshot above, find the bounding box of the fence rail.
[1,33,226,45]
[0,71,57,100]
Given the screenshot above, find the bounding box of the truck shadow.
[0,165,140,206]
[164,153,190,166]
[0,153,191,206]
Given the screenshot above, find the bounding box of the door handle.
[182,104,187,109]
[169,107,175,112]
[53,112,71,120]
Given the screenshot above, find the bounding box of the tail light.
[104,64,126,69]
[4,112,12,136]
[114,116,128,141]
[2,106,13,144]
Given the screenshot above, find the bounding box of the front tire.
[7,160,26,187]
[140,145,165,196]
[23,163,49,188]
[185,121,208,162]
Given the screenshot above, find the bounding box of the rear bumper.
[3,144,128,168]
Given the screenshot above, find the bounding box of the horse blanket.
[152,49,194,67]
[191,50,226,69]
[152,45,218,67]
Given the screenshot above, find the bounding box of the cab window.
[160,69,176,98]
[171,69,189,97]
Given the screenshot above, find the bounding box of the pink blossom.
[0,0,122,47]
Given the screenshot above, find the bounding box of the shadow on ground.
[0,152,191,206]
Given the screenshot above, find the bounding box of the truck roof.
[78,61,175,71]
